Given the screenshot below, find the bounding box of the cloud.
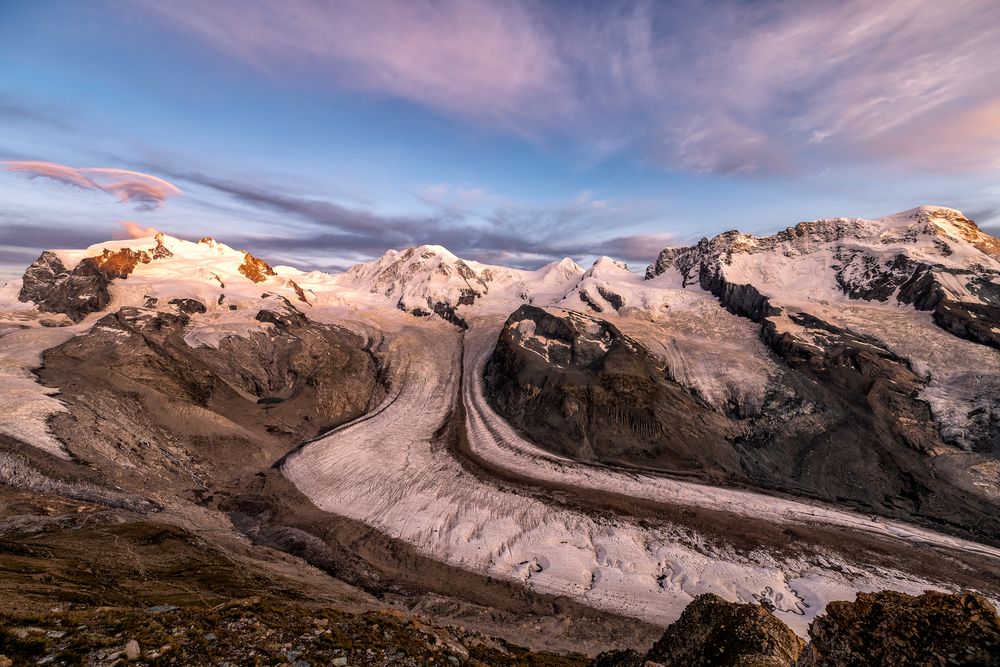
[118,220,161,239]
[137,0,571,131]
[137,0,1000,174]
[3,161,182,209]
[865,97,1000,171]
[156,166,669,268]
[0,96,72,130]
[0,220,117,251]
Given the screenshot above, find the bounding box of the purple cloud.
[137,0,1000,174]
[4,161,182,210]
[137,0,571,132]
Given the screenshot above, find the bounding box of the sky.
[1,0,999,278]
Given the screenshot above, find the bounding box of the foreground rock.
[798,591,1000,666]
[591,591,1000,666]
[644,594,804,666]
[0,599,585,666]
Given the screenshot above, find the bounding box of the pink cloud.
[3,160,181,209]
[135,0,1000,174]
[866,97,1000,171]
[118,220,161,239]
[138,0,572,131]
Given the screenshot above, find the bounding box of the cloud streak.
[165,168,667,269]
[3,161,182,209]
[138,0,571,132]
[138,0,1000,174]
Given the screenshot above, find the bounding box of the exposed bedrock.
[591,590,1000,667]
[37,302,386,482]
[798,591,1000,667]
[485,305,1000,542]
[18,251,114,322]
[17,243,173,322]
[484,304,740,472]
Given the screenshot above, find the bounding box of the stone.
[644,594,804,667]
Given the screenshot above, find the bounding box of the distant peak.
[588,256,629,273]
[910,205,965,217]
[555,257,583,270]
[408,244,458,259]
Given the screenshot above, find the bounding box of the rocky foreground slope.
[591,590,1000,666]
[1,206,999,662]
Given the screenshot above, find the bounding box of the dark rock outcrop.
[286,279,310,304]
[932,299,1000,349]
[798,591,1000,667]
[168,297,208,315]
[151,233,173,259]
[485,305,739,470]
[645,594,804,666]
[578,288,605,313]
[18,251,113,322]
[17,240,178,322]
[592,591,1000,667]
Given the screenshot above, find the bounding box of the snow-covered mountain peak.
[585,256,630,277]
[336,243,495,317]
[646,206,1000,350]
[534,257,584,283]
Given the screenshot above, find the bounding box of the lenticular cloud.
[3,160,181,210]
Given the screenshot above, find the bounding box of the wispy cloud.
[137,0,571,133]
[137,0,1000,174]
[3,161,182,209]
[0,96,73,130]
[166,168,665,268]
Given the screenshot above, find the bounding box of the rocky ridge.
[646,206,1000,349]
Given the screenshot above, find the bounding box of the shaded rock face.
[37,302,386,482]
[758,313,943,455]
[18,251,113,322]
[486,306,1000,542]
[798,591,1000,667]
[485,305,739,470]
[933,299,1000,349]
[286,279,309,304]
[592,591,1000,667]
[18,244,172,322]
[645,593,804,667]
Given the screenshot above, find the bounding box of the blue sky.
[2,0,999,277]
